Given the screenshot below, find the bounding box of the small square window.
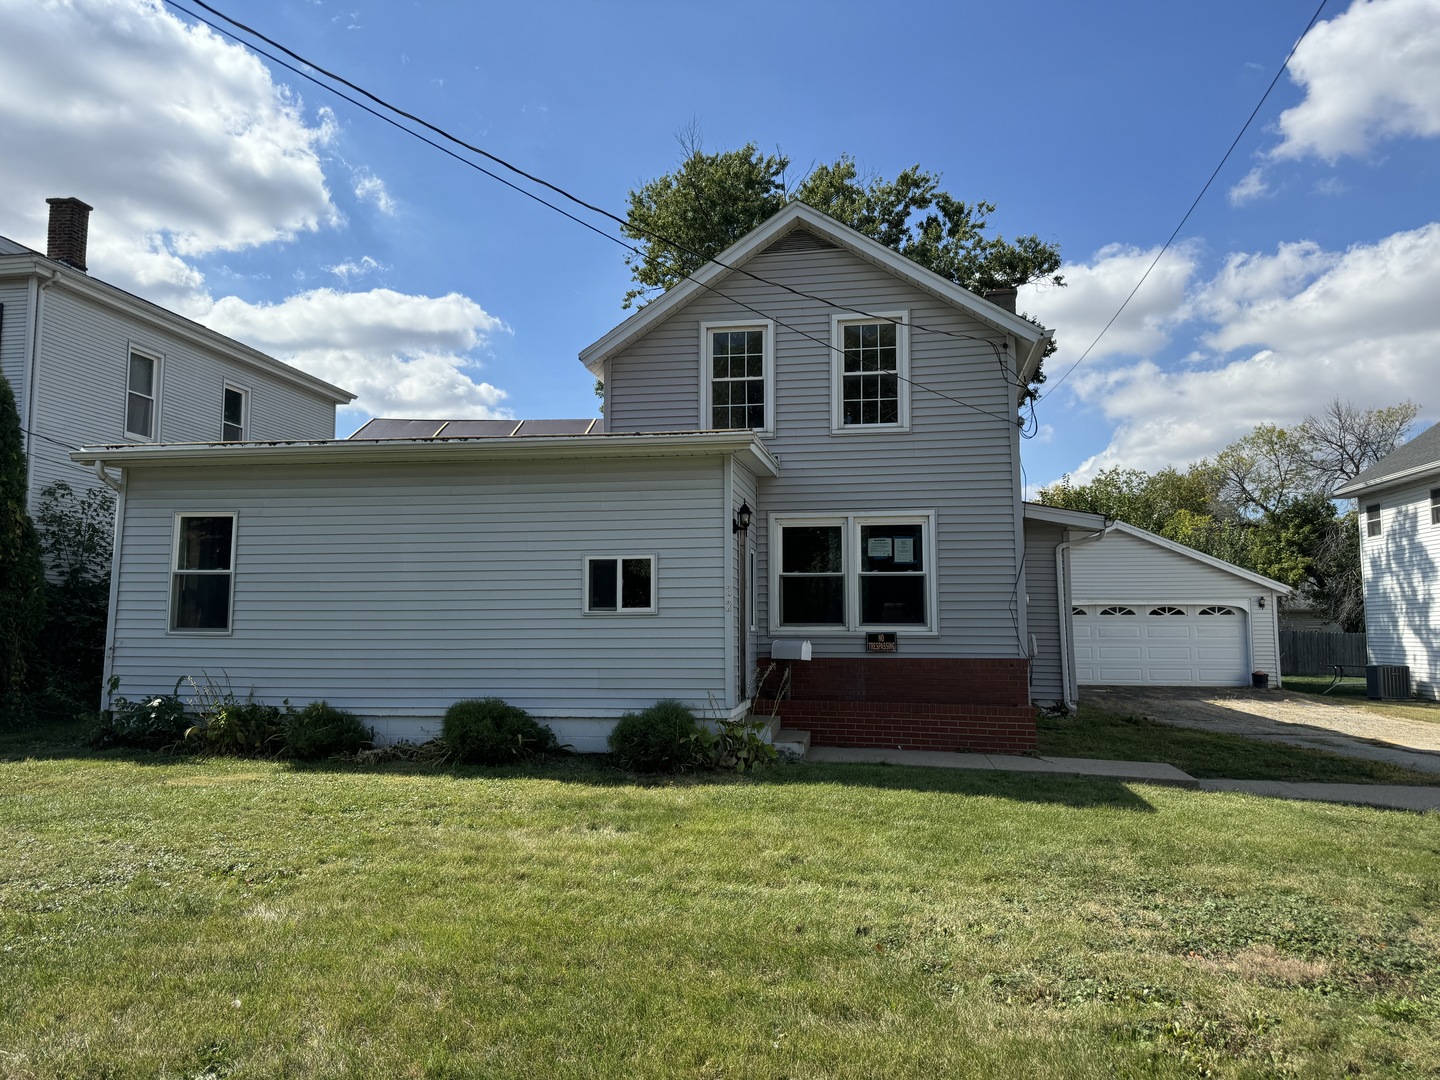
[585,556,656,614]
[1366,504,1382,537]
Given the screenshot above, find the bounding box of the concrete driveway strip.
[1086,687,1440,776]
[1199,779,1440,812]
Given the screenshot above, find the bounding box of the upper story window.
[1431,488,1439,526]
[126,348,160,440]
[1366,503,1382,538]
[831,312,909,433]
[170,513,235,633]
[701,321,773,434]
[222,385,248,442]
[771,512,935,633]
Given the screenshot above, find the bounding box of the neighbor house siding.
[1024,520,1065,704]
[1360,480,1440,699]
[26,286,336,505]
[108,456,736,741]
[605,239,1026,661]
[0,280,31,398]
[1071,529,1280,681]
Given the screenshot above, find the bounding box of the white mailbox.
[769,639,812,661]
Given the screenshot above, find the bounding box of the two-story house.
[2,197,353,512]
[74,202,1103,753]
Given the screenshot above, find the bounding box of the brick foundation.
[756,656,1036,754]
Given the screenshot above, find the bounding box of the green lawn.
[1283,675,1440,725]
[2,723,1439,1078]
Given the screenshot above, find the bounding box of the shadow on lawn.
[0,722,1158,811]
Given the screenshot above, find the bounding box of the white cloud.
[1019,242,1199,368]
[201,289,512,418]
[328,255,383,282]
[1272,0,1440,162]
[1228,166,1272,206]
[1057,224,1440,480]
[353,172,396,215]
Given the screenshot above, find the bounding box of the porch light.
[1257,596,1266,609]
[733,502,753,534]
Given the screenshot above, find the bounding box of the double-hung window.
[126,348,160,440]
[584,555,656,614]
[701,322,773,434]
[1431,488,1439,526]
[222,385,248,442]
[170,514,235,633]
[1366,503,1382,538]
[831,312,909,432]
[771,512,935,633]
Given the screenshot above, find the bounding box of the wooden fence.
[1280,630,1367,676]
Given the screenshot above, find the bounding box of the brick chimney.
[46,197,94,271]
[983,286,1018,313]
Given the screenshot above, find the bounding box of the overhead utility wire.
[166,0,1037,368]
[1040,0,1332,398]
[164,1,1030,429]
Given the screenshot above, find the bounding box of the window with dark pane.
[587,556,655,612]
[841,320,899,426]
[778,525,843,625]
[621,558,652,609]
[127,351,156,438]
[170,515,233,631]
[709,328,765,429]
[858,523,925,624]
[222,387,246,441]
[588,559,618,610]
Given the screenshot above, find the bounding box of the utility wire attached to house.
[1038,0,1332,398]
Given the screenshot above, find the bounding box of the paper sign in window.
[867,536,892,559]
[893,537,914,564]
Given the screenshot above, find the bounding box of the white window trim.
[582,554,658,615]
[168,511,237,636]
[222,383,250,442]
[1430,488,1439,527]
[767,510,937,636]
[830,310,910,434]
[698,320,775,437]
[125,345,162,442]
[1365,503,1382,538]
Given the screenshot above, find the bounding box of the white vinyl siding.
[108,455,744,725]
[606,240,1025,660]
[1069,529,1281,684]
[1358,482,1440,700]
[1022,518,1065,704]
[0,283,31,397]
[23,286,337,507]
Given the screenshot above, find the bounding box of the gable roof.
[0,240,355,405]
[578,202,1052,384]
[1105,521,1293,594]
[1333,422,1440,497]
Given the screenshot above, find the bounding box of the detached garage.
[1066,524,1290,689]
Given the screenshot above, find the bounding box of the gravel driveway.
[1085,686,1440,775]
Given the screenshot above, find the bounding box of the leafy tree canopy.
[0,374,47,720]
[620,139,1064,382]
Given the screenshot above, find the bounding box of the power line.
[163,0,1031,429]
[164,0,1046,373]
[1040,0,1333,398]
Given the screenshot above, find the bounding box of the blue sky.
[2,0,1437,488]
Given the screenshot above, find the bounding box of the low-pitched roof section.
[1333,422,1440,497]
[578,202,1052,389]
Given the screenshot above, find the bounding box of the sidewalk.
[804,746,1440,812]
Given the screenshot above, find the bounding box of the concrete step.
[774,728,811,761]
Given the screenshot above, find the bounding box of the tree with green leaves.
[620,140,1064,382]
[0,374,47,722]
[36,481,115,713]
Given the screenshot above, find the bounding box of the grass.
[1,721,1439,1078]
[1038,703,1440,785]
[1283,675,1440,725]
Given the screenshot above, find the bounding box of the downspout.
[94,460,123,493]
[1055,520,1117,712]
[98,458,125,715]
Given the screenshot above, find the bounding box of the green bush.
[284,701,371,760]
[607,699,708,772]
[99,685,191,750]
[187,695,287,756]
[442,697,558,765]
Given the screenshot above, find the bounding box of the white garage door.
[1072,604,1249,686]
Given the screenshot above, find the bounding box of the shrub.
[187,694,287,756]
[608,699,708,772]
[0,374,46,723]
[442,697,558,765]
[284,701,371,761]
[99,683,191,750]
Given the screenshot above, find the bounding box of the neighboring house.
[1334,423,1440,700]
[72,202,1266,753]
[0,197,353,512]
[1065,522,1289,691]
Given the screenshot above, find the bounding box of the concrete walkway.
[804,746,1440,812]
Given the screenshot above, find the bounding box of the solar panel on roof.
[348,418,446,439]
[439,419,523,438]
[513,419,597,436]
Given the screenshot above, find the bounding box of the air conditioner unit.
[1366,664,1411,700]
